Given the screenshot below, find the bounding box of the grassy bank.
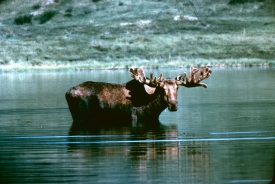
[0,0,274,71]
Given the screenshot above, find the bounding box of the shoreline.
[0,62,273,72]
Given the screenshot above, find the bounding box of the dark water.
[0,67,274,183]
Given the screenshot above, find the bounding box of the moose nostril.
[168,103,178,111]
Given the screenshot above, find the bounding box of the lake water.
[0,67,274,183]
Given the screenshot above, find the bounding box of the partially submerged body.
[66,67,212,129]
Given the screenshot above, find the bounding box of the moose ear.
[144,84,156,95]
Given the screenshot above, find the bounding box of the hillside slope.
[0,0,274,70]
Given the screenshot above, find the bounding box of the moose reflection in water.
[65,66,211,131]
[67,124,211,183]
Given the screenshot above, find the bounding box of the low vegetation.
[0,0,274,70]
[14,14,33,25]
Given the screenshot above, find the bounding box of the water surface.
[0,67,274,183]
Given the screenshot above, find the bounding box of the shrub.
[32,4,41,10]
[65,7,73,13]
[39,10,57,24]
[0,0,6,4]
[64,7,73,17]
[14,14,33,25]
[229,0,265,4]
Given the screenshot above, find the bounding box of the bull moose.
[66,66,211,127]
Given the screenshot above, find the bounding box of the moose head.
[129,66,212,111]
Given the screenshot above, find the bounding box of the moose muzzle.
[168,100,178,111]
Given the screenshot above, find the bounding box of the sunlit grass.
[0,0,274,71]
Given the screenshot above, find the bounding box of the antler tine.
[191,66,198,83]
[130,68,139,81]
[150,73,153,81]
[149,73,157,86]
[157,73,163,82]
[137,68,144,83]
[155,77,158,85]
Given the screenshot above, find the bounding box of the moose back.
[65,67,211,126]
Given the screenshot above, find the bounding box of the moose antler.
[129,68,164,87]
[176,66,212,88]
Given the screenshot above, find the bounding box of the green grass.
[0,0,274,71]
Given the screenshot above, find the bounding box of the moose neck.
[149,92,168,115]
[136,89,168,122]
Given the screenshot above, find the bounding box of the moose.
[65,66,211,128]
